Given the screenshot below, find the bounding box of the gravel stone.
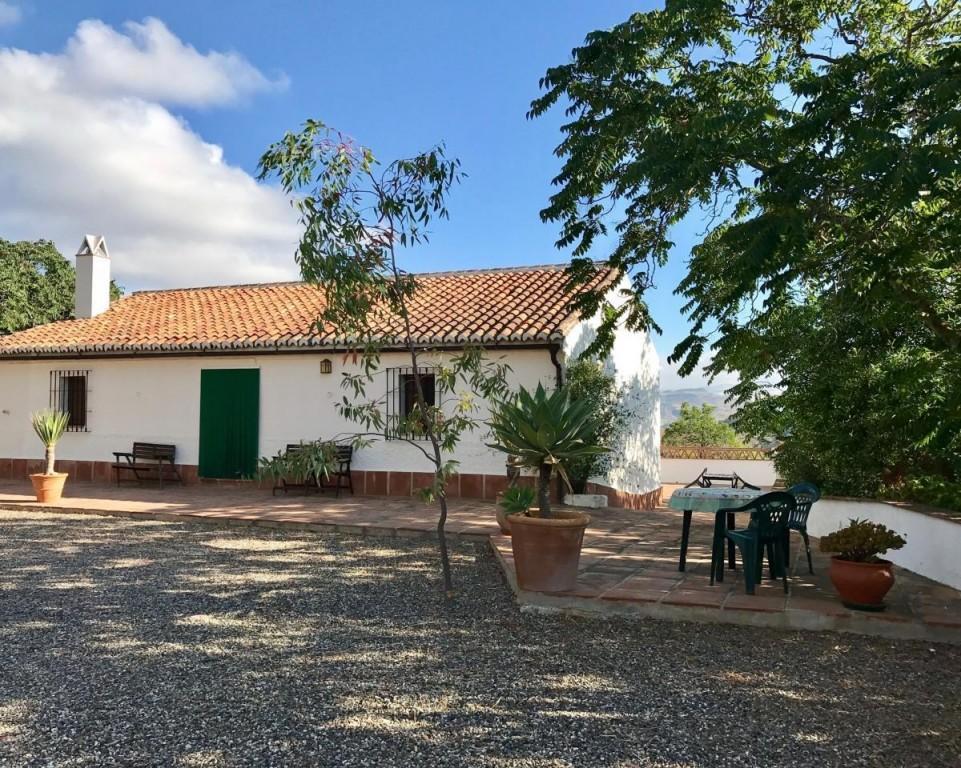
[1,509,959,767]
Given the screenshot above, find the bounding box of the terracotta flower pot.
[829,556,896,611]
[509,509,590,593]
[30,472,69,504]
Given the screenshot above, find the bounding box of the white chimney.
[75,235,111,319]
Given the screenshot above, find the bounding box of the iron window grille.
[385,366,438,440]
[49,370,90,432]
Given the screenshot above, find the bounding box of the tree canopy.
[662,402,743,448]
[531,0,961,506]
[0,239,75,335]
[0,238,124,335]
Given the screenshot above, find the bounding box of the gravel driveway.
[1,509,959,768]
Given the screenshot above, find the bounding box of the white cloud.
[0,18,300,289]
[63,18,288,107]
[0,2,20,28]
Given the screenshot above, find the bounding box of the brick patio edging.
[489,538,961,645]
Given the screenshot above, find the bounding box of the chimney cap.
[77,234,109,260]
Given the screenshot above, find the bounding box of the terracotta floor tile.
[724,593,787,613]
[662,589,728,608]
[599,587,667,603]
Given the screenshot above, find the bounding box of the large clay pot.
[829,556,896,611]
[30,472,68,504]
[509,509,590,593]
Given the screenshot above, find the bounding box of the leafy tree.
[0,240,75,334]
[663,403,743,448]
[564,358,627,492]
[1,238,124,334]
[530,1,961,504]
[258,121,510,594]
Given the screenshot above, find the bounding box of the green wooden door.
[199,369,260,479]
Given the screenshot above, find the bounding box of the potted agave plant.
[819,518,907,611]
[29,409,71,503]
[488,383,608,592]
[495,485,536,535]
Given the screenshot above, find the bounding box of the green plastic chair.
[711,492,796,595]
[787,482,820,574]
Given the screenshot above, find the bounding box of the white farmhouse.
[0,237,661,507]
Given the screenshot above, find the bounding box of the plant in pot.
[819,518,907,611]
[29,409,71,503]
[488,383,609,592]
[496,485,536,535]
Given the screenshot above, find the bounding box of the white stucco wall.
[660,458,778,488]
[808,498,961,591]
[0,349,558,475]
[561,279,661,497]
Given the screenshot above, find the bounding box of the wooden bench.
[112,442,182,490]
[275,443,354,497]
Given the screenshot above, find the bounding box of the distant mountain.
[660,388,735,425]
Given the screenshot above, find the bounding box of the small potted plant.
[488,383,608,592]
[496,485,536,535]
[29,409,71,503]
[819,518,907,611]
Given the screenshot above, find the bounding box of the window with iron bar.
[49,370,89,432]
[385,366,438,440]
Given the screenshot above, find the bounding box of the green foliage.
[498,485,537,516]
[564,359,627,492]
[531,2,961,508]
[1,240,75,334]
[663,403,743,448]
[487,383,609,517]
[257,120,510,593]
[0,239,124,335]
[30,409,70,475]
[257,441,338,487]
[883,476,961,515]
[818,519,906,564]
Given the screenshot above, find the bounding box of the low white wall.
[660,457,777,488]
[808,498,961,591]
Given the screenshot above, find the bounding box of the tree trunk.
[538,463,553,518]
[436,493,453,594]
[45,445,55,476]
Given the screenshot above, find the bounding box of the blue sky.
[0,1,723,389]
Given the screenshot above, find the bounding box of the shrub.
[564,359,626,493]
[30,409,70,475]
[498,485,536,516]
[818,518,906,563]
[881,475,961,514]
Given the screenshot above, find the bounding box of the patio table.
[668,487,764,572]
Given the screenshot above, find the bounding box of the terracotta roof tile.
[0,264,616,357]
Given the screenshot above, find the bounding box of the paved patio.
[2,480,960,643]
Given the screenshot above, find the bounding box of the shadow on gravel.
[1,509,960,768]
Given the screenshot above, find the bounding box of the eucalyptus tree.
[258,121,509,593]
[530,1,961,502]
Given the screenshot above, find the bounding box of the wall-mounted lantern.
[319,359,333,375]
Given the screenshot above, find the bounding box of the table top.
[667,487,764,513]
